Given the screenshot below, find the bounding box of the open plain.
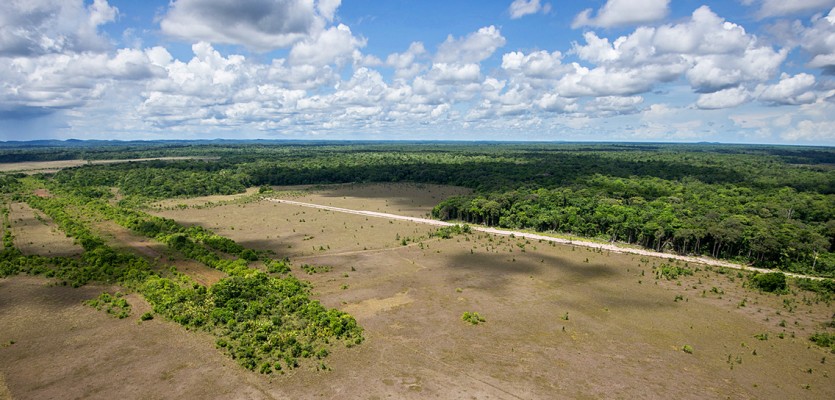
[2,183,834,399]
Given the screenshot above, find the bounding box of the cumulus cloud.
[569,6,788,96]
[799,8,835,73]
[756,73,817,104]
[0,0,117,56]
[696,86,751,109]
[288,24,365,66]
[508,0,551,19]
[501,50,569,79]
[386,42,427,80]
[435,26,506,64]
[585,96,644,116]
[572,0,669,28]
[426,63,481,84]
[747,0,835,18]
[782,119,835,141]
[160,0,342,52]
[0,47,164,118]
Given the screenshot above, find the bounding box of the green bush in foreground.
[809,332,835,353]
[751,272,787,293]
[84,292,131,319]
[462,311,486,325]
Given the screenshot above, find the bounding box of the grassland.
[7,202,82,257]
[2,182,834,399]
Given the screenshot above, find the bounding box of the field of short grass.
[8,202,82,257]
[2,183,833,399]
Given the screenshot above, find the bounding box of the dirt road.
[267,198,823,280]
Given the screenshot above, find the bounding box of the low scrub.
[462,311,486,325]
[750,272,787,293]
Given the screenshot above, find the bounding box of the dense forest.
[2,141,834,279]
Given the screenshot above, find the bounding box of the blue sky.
[1,0,835,144]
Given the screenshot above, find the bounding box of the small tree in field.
[750,272,787,293]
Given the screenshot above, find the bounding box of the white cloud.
[570,6,788,95]
[654,7,750,55]
[435,26,506,64]
[685,46,788,92]
[586,96,644,115]
[160,0,341,52]
[696,86,750,109]
[386,42,427,80]
[572,0,669,28]
[749,0,835,18]
[782,119,835,141]
[0,0,117,56]
[502,50,568,79]
[555,63,683,98]
[317,0,341,21]
[800,8,835,73]
[288,24,365,66]
[426,63,481,84]
[536,93,577,112]
[508,0,551,19]
[756,73,817,105]
[0,46,163,118]
[638,103,706,139]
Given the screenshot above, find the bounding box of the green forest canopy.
[2,141,834,276]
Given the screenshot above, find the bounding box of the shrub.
[657,263,693,280]
[751,272,787,293]
[682,345,694,354]
[809,332,835,352]
[461,311,486,325]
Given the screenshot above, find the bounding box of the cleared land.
[0,157,217,175]
[2,183,834,399]
[269,198,823,280]
[8,202,82,257]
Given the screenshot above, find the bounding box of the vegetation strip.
[0,177,363,374]
[269,198,826,281]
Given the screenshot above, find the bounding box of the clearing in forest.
[135,183,835,399]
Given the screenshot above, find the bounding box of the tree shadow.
[444,248,616,293]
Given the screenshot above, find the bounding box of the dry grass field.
[7,202,82,257]
[0,157,217,175]
[2,183,834,399]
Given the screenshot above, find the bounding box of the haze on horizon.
[1,0,835,145]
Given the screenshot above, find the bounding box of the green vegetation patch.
[809,332,835,353]
[144,271,362,373]
[750,272,788,293]
[0,177,363,373]
[462,311,486,325]
[430,224,472,239]
[84,292,131,319]
[656,263,693,280]
[299,264,332,275]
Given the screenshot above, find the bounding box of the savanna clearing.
[3,183,831,399]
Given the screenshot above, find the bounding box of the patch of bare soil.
[0,276,277,400]
[151,200,440,259]
[152,187,261,209]
[271,182,472,218]
[8,202,82,257]
[0,157,218,175]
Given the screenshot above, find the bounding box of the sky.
[1,0,835,144]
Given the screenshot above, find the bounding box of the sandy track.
[268,198,823,280]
